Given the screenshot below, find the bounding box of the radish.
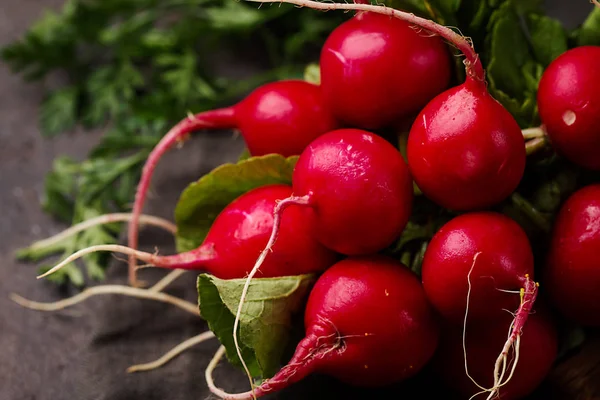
[127,80,339,285]
[246,0,526,213]
[421,212,538,398]
[433,308,558,400]
[537,46,600,171]
[208,255,440,399]
[319,10,452,130]
[546,184,600,327]
[38,184,338,280]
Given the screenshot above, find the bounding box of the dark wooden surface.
[0,1,597,399]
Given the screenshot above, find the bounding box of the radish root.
[244,0,485,82]
[593,0,600,8]
[26,213,176,252]
[37,244,170,280]
[206,346,231,398]
[232,195,311,396]
[10,283,199,316]
[127,331,215,373]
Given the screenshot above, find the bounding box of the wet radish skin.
[546,184,600,326]
[320,12,452,130]
[537,46,600,170]
[292,128,414,255]
[407,79,526,211]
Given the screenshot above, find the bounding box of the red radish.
[38,184,338,280]
[407,78,526,210]
[127,80,339,285]
[433,308,557,400]
[421,212,538,398]
[319,11,452,130]
[208,255,440,400]
[247,0,526,212]
[421,212,536,323]
[537,46,600,171]
[546,184,600,326]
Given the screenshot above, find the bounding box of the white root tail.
[10,284,199,316]
[232,196,311,397]
[27,213,176,251]
[206,346,249,400]
[127,331,215,373]
[36,244,164,279]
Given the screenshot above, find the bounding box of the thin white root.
[37,244,162,279]
[232,196,311,398]
[206,346,229,398]
[463,252,488,391]
[149,269,187,292]
[28,213,177,251]
[10,285,199,316]
[127,331,215,373]
[593,0,600,8]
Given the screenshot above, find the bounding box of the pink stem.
[213,332,327,400]
[127,108,237,287]
[245,0,486,83]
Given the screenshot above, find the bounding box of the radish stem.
[127,331,215,373]
[521,127,546,140]
[244,0,485,82]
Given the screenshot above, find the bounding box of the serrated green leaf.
[197,273,316,379]
[39,87,79,137]
[527,14,568,66]
[174,154,298,253]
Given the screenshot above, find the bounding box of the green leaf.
[197,273,316,379]
[574,6,600,46]
[174,154,298,253]
[527,14,568,66]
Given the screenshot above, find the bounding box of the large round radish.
[290,128,414,255]
[320,11,452,130]
[546,184,600,326]
[407,77,526,210]
[127,80,338,285]
[209,256,440,399]
[421,212,536,323]
[39,184,338,280]
[434,308,557,400]
[537,46,600,170]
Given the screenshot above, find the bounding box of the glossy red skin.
[176,184,338,279]
[319,12,451,130]
[407,79,526,211]
[434,309,557,400]
[235,80,339,157]
[537,46,600,170]
[546,184,600,326]
[421,212,534,323]
[293,128,413,255]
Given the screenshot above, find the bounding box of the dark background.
[0,1,597,399]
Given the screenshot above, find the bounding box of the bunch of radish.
[14,1,600,399]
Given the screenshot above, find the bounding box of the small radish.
[319,11,452,130]
[545,184,600,327]
[433,308,557,400]
[421,212,536,323]
[208,255,440,400]
[128,80,339,285]
[247,0,526,212]
[537,46,600,171]
[420,212,538,398]
[38,184,338,280]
